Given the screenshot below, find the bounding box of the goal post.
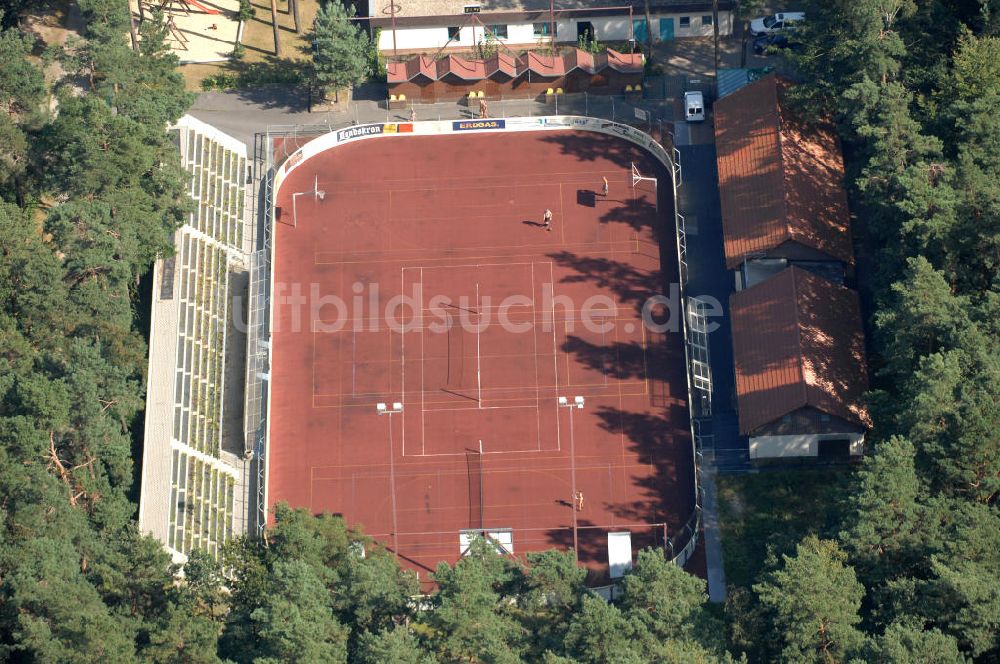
[631,162,658,210]
[289,175,326,228]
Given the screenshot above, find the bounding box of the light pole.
[559,395,584,559]
[376,402,403,558]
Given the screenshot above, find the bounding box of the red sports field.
[268,129,694,582]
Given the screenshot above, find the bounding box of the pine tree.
[618,548,724,654]
[865,622,966,664]
[423,537,527,662]
[519,549,588,657]
[562,595,644,664]
[356,627,438,664]
[754,537,865,663]
[0,21,46,117]
[839,437,924,583]
[243,560,349,662]
[924,503,1000,657]
[784,0,908,121]
[311,0,371,101]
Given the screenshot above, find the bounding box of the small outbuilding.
[714,74,854,284]
[730,267,871,462]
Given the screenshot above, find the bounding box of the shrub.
[237,0,254,22]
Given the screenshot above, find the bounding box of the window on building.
[820,413,831,423]
[679,16,691,28]
[533,22,555,37]
[488,24,508,39]
[447,26,461,40]
[702,15,713,26]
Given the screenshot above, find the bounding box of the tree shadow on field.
[546,251,659,313]
[597,194,661,240]
[537,131,638,167]
[560,332,679,385]
[595,405,695,528]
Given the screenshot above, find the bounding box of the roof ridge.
[789,267,810,409]
[773,81,794,245]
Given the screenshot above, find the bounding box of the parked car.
[684,91,705,123]
[752,32,800,54]
[749,12,805,36]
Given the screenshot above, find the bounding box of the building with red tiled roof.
[715,74,854,273]
[730,267,871,461]
[387,48,643,102]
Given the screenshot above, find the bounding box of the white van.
[684,91,705,123]
[749,11,805,35]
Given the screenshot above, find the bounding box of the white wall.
[588,16,638,41]
[377,11,733,52]
[658,12,733,38]
[380,25,451,50]
[749,432,866,459]
[508,21,544,46]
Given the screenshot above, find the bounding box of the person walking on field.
[602,176,609,197]
[573,491,584,511]
[542,208,553,231]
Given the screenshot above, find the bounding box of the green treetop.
[311,1,371,99]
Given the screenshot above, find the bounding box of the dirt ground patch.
[180,0,319,90]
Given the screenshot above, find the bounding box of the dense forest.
[0,0,996,661]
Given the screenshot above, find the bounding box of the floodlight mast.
[375,400,404,558]
[559,395,586,559]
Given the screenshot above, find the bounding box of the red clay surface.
[268,130,694,583]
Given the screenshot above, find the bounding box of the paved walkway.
[188,35,784,144]
[190,88,678,145]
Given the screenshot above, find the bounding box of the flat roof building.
[369,0,734,54]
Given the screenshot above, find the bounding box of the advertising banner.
[453,119,506,131]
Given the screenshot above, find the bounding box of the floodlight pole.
[559,396,585,561]
[550,0,555,52]
[390,0,398,58]
[377,402,404,558]
[712,0,720,76]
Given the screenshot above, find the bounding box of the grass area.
[179,0,319,91]
[716,469,852,588]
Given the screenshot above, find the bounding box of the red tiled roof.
[564,49,594,74]
[606,48,643,73]
[714,74,854,269]
[730,267,871,434]
[387,48,642,83]
[484,52,518,77]
[387,55,437,82]
[438,54,486,79]
[525,51,566,76]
